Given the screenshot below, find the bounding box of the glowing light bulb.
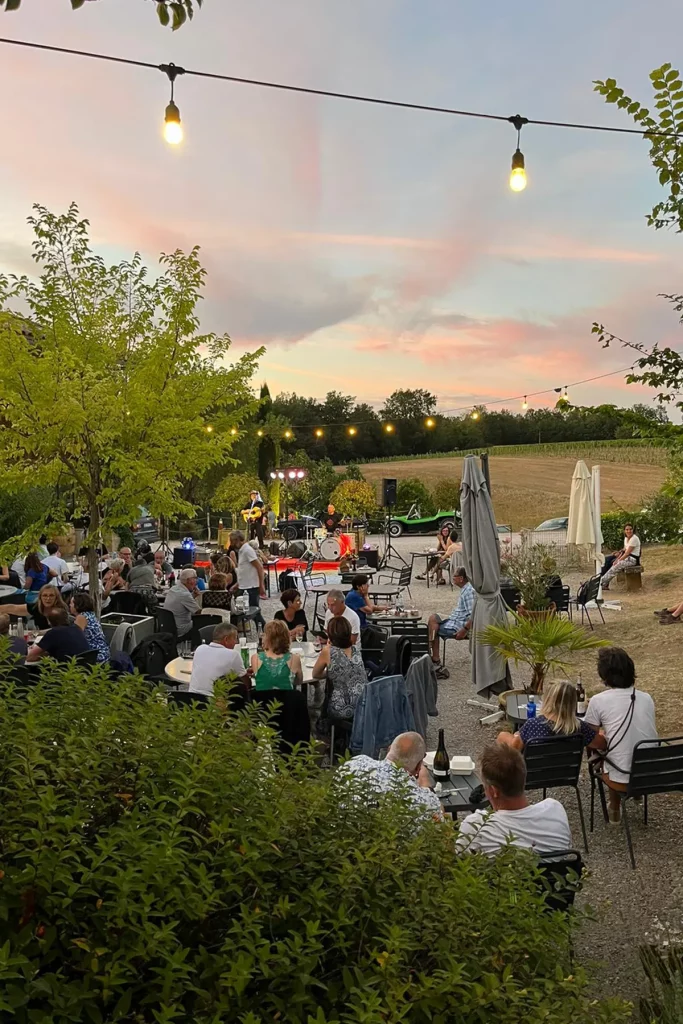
[270,472,277,480]
[288,470,296,480]
[425,417,435,428]
[164,101,183,146]
[284,429,293,439]
[509,149,527,192]
[522,397,528,410]
[229,427,238,436]
[205,425,214,433]
[297,470,305,479]
[348,426,357,436]
[277,471,285,480]
[315,428,324,438]
[384,424,394,433]
[471,410,480,420]
[257,429,264,438]
[562,386,569,400]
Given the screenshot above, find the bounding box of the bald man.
[339,732,443,821]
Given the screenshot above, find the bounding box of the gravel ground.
[278,535,680,1012]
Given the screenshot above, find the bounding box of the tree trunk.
[88,502,102,619]
[531,663,545,695]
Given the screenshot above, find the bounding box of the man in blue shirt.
[427,567,476,679]
[345,574,390,630]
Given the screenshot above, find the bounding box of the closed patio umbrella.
[567,460,595,548]
[460,455,510,698]
[592,465,604,575]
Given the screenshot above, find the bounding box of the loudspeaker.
[359,548,379,569]
[287,540,307,559]
[382,478,397,507]
[173,548,194,569]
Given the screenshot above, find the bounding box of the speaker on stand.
[380,478,407,568]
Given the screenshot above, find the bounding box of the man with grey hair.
[339,732,443,821]
[230,529,266,628]
[164,566,201,638]
[190,622,250,696]
[324,589,360,645]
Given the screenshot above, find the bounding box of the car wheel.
[388,521,403,538]
[282,525,298,542]
[439,519,455,533]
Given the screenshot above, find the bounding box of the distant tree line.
[269,389,671,465]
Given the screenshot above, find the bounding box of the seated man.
[0,612,28,657]
[339,732,443,822]
[601,523,641,591]
[27,607,90,663]
[456,743,572,855]
[42,542,69,587]
[427,567,475,679]
[189,623,251,696]
[324,589,360,645]
[344,574,389,630]
[164,567,202,638]
[584,646,657,823]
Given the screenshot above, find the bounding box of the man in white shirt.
[601,523,641,590]
[340,732,443,823]
[585,646,657,822]
[457,743,572,856]
[164,567,201,638]
[42,542,69,586]
[324,590,360,645]
[189,623,250,696]
[230,530,266,629]
[10,556,26,587]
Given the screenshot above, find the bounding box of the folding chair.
[524,734,589,852]
[389,621,430,659]
[575,575,604,630]
[590,736,683,868]
[536,849,584,912]
[546,584,572,619]
[373,563,413,602]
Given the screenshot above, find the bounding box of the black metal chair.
[524,734,588,852]
[374,563,413,601]
[536,849,584,912]
[389,621,430,659]
[500,585,521,612]
[590,736,683,869]
[107,591,148,616]
[75,649,99,667]
[546,585,571,619]
[198,624,218,646]
[190,614,222,650]
[155,607,178,640]
[575,575,604,630]
[168,690,210,708]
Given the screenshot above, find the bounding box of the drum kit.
[280,525,355,563]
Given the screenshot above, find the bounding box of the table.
[427,768,487,818]
[367,611,423,624]
[0,585,18,600]
[165,656,194,685]
[506,693,542,728]
[410,551,441,588]
[164,641,323,691]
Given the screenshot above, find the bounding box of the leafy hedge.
[0,657,629,1024]
[601,493,683,548]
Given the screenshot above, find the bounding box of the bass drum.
[287,540,307,559]
[320,536,341,560]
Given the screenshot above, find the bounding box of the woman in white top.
[585,647,657,823]
[601,524,641,590]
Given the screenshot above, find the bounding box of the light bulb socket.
[511,148,525,172]
[165,100,181,126]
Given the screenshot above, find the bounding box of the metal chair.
[168,690,210,708]
[190,614,222,650]
[536,849,584,912]
[107,590,148,616]
[523,734,589,851]
[389,621,430,659]
[198,624,218,645]
[155,607,178,640]
[590,736,683,868]
[546,585,572,619]
[575,575,604,630]
[74,649,99,667]
[374,563,413,601]
[500,585,521,612]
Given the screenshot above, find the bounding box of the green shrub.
[601,493,683,549]
[0,659,628,1024]
[431,477,461,511]
[396,477,436,515]
[600,511,639,550]
[329,478,377,517]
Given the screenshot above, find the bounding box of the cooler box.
[101,613,155,649]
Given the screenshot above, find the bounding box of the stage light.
[315,428,324,438]
[288,470,296,479]
[425,417,435,428]
[270,472,277,480]
[297,470,306,479]
[508,114,528,192]
[277,471,285,480]
[161,62,185,146]
[284,429,293,439]
[348,426,357,436]
[257,429,264,437]
[522,396,528,410]
[384,423,394,433]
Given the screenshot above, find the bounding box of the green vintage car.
[386,504,461,537]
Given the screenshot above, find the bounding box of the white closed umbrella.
[567,460,595,547]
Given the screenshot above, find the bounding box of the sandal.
[415,574,426,581]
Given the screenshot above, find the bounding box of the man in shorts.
[427,567,476,679]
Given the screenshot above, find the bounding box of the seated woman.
[103,559,128,598]
[70,592,110,664]
[584,647,657,824]
[201,573,233,612]
[498,679,600,752]
[416,524,451,583]
[250,620,302,691]
[312,616,367,734]
[32,585,71,631]
[274,588,309,640]
[2,553,56,618]
[434,529,462,586]
[0,564,22,591]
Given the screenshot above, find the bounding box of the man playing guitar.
[242,489,265,546]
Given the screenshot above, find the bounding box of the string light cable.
[2,35,683,171]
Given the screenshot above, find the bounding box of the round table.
[0,585,19,599]
[165,657,194,684]
[164,641,323,689]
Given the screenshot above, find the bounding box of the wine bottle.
[433,728,450,779]
[576,673,587,716]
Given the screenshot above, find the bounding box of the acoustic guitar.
[241,506,263,523]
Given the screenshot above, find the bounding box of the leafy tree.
[381,388,437,422]
[631,402,669,424]
[0,0,203,30]
[256,382,277,484]
[396,477,436,516]
[0,204,261,606]
[431,477,461,512]
[210,472,263,523]
[0,488,53,545]
[328,479,378,518]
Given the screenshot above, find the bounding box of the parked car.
[277,515,322,542]
[534,517,569,532]
[133,507,159,543]
[386,505,460,538]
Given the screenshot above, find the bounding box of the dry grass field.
[361,454,666,529]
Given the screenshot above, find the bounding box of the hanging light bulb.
[562,385,569,400]
[315,428,324,438]
[508,114,528,192]
[425,417,435,429]
[161,63,186,146]
[284,429,293,439]
[229,427,238,436]
[384,423,394,433]
[205,425,214,434]
[522,397,528,410]
[471,410,480,421]
[348,426,357,436]
[256,429,264,438]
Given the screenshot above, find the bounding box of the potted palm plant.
[478,613,609,694]
[500,544,560,614]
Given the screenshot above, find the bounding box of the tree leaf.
[3,0,22,10]
[171,1,186,29]
[157,2,170,26]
